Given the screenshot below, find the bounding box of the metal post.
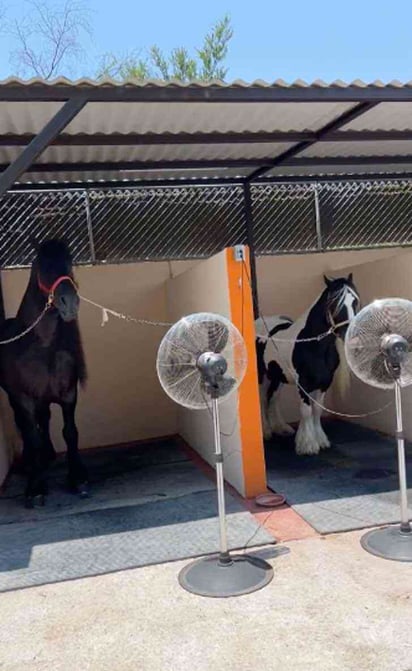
[243,182,260,319]
[395,382,411,533]
[0,271,5,321]
[212,398,231,563]
[313,184,323,251]
[84,190,96,263]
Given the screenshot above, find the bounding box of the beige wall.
[0,259,196,466]
[167,250,246,495]
[255,247,408,423]
[332,250,412,439]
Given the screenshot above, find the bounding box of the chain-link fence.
[0,179,411,267]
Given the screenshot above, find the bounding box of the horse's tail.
[334,337,351,401]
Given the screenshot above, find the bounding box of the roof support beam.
[8,176,246,190]
[4,154,412,178]
[1,84,412,103]
[0,131,312,146]
[8,171,412,191]
[283,155,412,167]
[0,97,87,197]
[1,129,412,147]
[258,171,412,184]
[246,101,380,182]
[0,159,268,173]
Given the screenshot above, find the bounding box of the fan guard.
[157,312,247,409]
[344,298,412,562]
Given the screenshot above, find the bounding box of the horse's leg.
[311,390,331,449]
[295,387,320,456]
[259,376,272,440]
[268,383,295,436]
[10,397,48,507]
[61,399,89,497]
[37,404,57,465]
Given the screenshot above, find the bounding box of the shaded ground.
[265,420,412,532]
[0,440,272,591]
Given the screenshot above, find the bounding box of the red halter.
[38,275,77,305]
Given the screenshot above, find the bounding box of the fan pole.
[395,382,411,533]
[212,398,231,564]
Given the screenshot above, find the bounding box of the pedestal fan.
[345,298,412,561]
[157,312,273,597]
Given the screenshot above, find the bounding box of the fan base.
[361,524,412,562]
[178,553,274,597]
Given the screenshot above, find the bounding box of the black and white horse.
[255,274,360,455]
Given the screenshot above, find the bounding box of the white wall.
[256,247,408,423]
[167,250,246,495]
[331,250,412,439]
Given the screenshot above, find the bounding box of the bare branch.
[9,0,91,79]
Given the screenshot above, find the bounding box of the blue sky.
[1,0,411,82]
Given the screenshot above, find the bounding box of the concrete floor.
[0,530,411,671]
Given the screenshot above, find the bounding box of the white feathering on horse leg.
[295,401,320,455]
[268,388,295,436]
[312,391,331,449]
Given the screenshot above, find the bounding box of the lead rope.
[78,294,173,328]
[245,262,393,420]
[0,296,53,346]
[0,290,173,347]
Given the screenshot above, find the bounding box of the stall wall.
[256,247,407,423]
[0,259,196,463]
[167,248,266,497]
[332,250,412,439]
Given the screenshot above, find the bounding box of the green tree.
[98,15,233,82]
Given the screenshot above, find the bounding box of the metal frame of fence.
[1,178,411,271]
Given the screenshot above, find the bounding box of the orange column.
[226,246,267,498]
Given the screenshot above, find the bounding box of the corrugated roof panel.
[0,102,63,133]
[64,101,355,134]
[0,147,22,163]
[300,140,412,158]
[341,102,412,131]
[25,142,295,164]
[1,76,412,88]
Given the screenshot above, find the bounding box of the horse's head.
[35,238,79,322]
[323,273,360,338]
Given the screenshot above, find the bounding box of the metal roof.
[0,78,412,189]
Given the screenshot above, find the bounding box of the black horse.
[0,239,88,507]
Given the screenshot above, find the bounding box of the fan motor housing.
[196,352,228,378]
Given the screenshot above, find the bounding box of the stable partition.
[331,249,412,440]
[167,247,266,497]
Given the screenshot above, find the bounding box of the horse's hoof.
[24,494,45,509]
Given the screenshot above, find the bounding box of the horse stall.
[0,235,270,591]
[257,238,412,535]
